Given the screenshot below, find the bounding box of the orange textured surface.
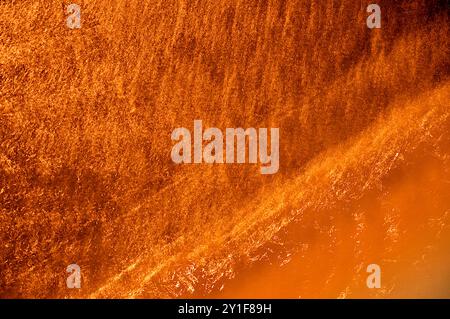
[0,0,449,298]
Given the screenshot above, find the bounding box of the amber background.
[0,0,449,298]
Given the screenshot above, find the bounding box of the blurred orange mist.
[0,0,449,298]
